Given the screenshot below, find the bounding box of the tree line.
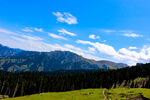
[0,63,150,97]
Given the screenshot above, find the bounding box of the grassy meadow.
[107,88,150,99]
[4,89,103,100]
[3,88,150,100]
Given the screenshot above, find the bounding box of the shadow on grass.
[127,95,150,100]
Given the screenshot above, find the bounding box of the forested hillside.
[0,44,127,72]
[0,63,150,97]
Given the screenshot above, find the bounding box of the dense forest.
[0,63,150,97]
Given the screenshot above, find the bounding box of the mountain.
[97,60,127,69]
[0,51,99,72]
[0,44,128,72]
[0,44,22,57]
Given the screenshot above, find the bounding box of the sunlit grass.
[4,88,150,100]
[4,89,104,100]
[107,88,150,99]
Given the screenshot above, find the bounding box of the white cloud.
[76,39,150,65]
[22,27,33,32]
[65,44,83,51]
[118,48,140,61]
[9,36,68,52]
[58,28,76,36]
[22,27,44,32]
[102,29,116,33]
[123,33,143,37]
[48,33,67,40]
[0,28,18,35]
[89,34,100,39]
[101,29,143,38]
[129,46,137,50]
[64,44,103,60]
[103,40,107,42]
[34,28,44,32]
[64,44,90,53]
[102,29,134,34]
[11,36,26,42]
[76,40,94,45]
[76,40,117,57]
[93,43,117,57]
[88,47,96,54]
[21,35,43,41]
[52,12,78,24]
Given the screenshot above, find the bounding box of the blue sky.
[0,0,150,65]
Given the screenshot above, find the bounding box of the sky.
[0,0,150,65]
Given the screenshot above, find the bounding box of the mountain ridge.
[0,44,128,72]
[0,44,22,57]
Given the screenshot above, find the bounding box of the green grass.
[3,88,150,100]
[4,89,104,100]
[106,88,150,99]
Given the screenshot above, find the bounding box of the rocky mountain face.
[0,44,22,57]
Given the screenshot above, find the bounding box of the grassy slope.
[4,89,103,100]
[4,88,150,100]
[107,88,150,99]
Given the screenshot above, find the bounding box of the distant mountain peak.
[0,44,22,57]
[0,43,128,72]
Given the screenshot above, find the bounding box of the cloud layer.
[0,28,18,35]
[22,27,44,32]
[0,26,149,66]
[123,33,143,37]
[76,40,150,65]
[0,29,101,61]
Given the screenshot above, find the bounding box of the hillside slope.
[97,60,127,69]
[0,44,127,72]
[4,89,103,100]
[4,88,150,100]
[0,44,22,57]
